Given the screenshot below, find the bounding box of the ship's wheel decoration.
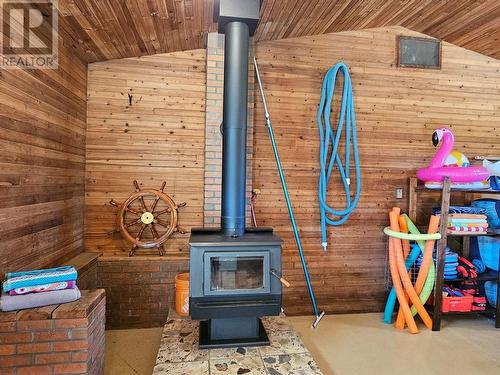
[110,181,186,256]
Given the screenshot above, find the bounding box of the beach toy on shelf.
[472,199,500,228]
[485,281,498,307]
[416,248,459,280]
[416,127,489,187]
[477,236,500,271]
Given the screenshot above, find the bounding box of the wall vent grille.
[398,36,441,69]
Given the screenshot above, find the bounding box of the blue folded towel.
[2,266,77,293]
[432,206,487,215]
[5,266,74,279]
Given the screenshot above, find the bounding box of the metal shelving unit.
[408,177,500,331]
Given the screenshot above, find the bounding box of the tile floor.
[153,314,323,375]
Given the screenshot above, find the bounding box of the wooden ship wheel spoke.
[154,207,171,216]
[125,206,143,216]
[109,180,186,256]
[155,218,171,228]
[125,217,142,228]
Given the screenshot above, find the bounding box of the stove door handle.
[270,269,290,288]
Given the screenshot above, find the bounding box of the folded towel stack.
[447,214,489,235]
[1,266,80,312]
[432,206,490,235]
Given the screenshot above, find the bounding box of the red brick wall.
[85,297,105,375]
[97,257,188,329]
[203,33,255,227]
[0,290,105,375]
[76,263,98,292]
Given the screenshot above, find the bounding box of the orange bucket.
[175,273,189,317]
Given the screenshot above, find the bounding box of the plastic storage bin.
[441,295,473,313]
[175,272,189,317]
[472,199,500,228]
[485,281,497,307]
[478,236,500,271]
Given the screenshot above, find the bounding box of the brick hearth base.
[0,289,105,375]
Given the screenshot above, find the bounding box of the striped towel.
[2,266,77,293]
[448,226,488,233]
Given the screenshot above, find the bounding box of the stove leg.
[211,317,259,340]
[199,317,270,349]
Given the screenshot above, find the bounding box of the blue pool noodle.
[383,244,421,324]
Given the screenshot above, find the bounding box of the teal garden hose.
[317,63,361,251]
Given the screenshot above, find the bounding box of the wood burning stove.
[189,0,283,349]
[189,228,282,348]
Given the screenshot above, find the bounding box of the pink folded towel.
[8,280,76,296]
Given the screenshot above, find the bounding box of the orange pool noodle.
[390,210,433,331]
[399,215,411,258]
[395,215,411,329]
[388,210,418,334]
[414,215,440,295]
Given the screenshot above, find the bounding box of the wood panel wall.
[0,41,87,276]
[253,26,500,315]
[85,50,206,256]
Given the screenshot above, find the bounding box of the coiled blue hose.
[317,63,361,250]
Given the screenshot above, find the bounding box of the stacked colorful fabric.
[432,206,489,235]
[1,266,80,312]
[447,214,488,235]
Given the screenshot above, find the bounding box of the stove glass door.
[203,251,270,295]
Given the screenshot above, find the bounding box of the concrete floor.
[289,313,500,375]
[105,313,500,375]
[105,327,163,375]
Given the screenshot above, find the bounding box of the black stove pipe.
[221,21,250,237]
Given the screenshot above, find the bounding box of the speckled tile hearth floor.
[153,314,323,375]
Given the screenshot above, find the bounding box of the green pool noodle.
[383,227,441,241]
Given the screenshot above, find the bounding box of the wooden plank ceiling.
[58,0,217,62]
[59,0,500,63]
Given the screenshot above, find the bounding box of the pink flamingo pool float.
[416,127,489,183]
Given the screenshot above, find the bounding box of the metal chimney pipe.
[221,21,250,237]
